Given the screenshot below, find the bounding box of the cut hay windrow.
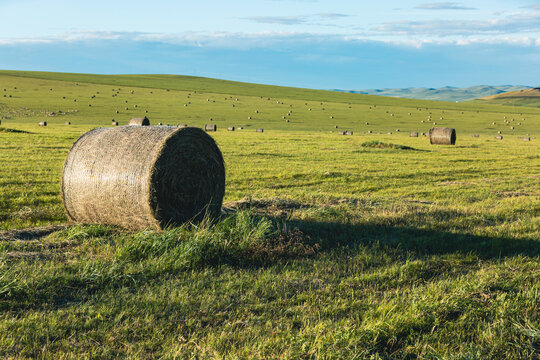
[429,127,456,145]
[62,126,225,230]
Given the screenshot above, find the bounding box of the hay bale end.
[129,117,150,126]
[62,126,225,230]
[429,127,456,145]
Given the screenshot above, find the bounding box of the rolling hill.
[475,87,540,107]
[334,85,532,102]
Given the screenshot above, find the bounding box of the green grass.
[0,71,539,359]
[360,140,417,150]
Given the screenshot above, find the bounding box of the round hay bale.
[39,121,47,126]
[129,117,150,126]
[62,126,225,230]
[227,126,235,131]
[338,131,345,135]
[178,124,188,128]
[65,122,71,125]
[112,121,119,126]
[410,131,419,137]
[256,128,264,133]
[495,135,503,140]
[345,131,353,135]
[472,134,479,138]
[205,124,217,132]
[429,127,456,145]
[523,137,530,141]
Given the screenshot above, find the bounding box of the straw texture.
[62,126,225,230]
[429,127,456,145]
[129,117,150,126]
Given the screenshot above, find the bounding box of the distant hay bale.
[367,130,372,133]
[472,134,479,137]
[158,123,163,126]
[112,121,119,126]
[65,122,71,125]
[495,135,503,140]
[338,131,345,135]
[205,124,217,132]
[248,116,252,120]
[345,131,353,135]
[62,126,225,230]
[227,126,235,131]
[256,128,264,133]
[410,131,419,137]
[429,127,456,145]
[129,117,150,126]
[237,127,243,130]
[178,124,188,128]
[523,137,530,141]
[38,121,47,126]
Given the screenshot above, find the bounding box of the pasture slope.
[0,71,539,359]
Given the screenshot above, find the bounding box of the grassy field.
[0,71,539,359]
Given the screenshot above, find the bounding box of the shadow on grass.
[282,214,540,260]
[1,207,538,312]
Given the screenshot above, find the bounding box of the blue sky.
[1,1,539,88]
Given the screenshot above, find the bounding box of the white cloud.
[1,28,540,50]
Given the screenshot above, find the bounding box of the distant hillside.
[334,85,532,102]
[474,87,540,108]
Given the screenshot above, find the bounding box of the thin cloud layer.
[374,11,540,37]
[242,13,349,26]
[415,2,476,10]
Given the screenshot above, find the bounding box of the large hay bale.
[62,126,225,230]
[129,116,150,126]
[429,127,456,145]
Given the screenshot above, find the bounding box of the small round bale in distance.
[39,121,47,126]
[429,127,456,145]
[129,116,150,126]
[62,126,225,230]
[205,124,217,132]
[410,131,419,137]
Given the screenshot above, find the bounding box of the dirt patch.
[0,225,67,242]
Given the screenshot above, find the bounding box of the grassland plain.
[0,71,539,359]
